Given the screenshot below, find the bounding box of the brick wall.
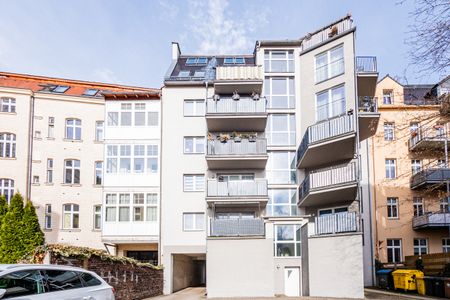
[51,254,163,300]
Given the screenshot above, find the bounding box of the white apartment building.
[0,72,159,251]
[161,15,379,298]
[101,91,161,263]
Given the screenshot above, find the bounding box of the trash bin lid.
[377,269,393,274]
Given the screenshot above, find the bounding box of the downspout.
[26,94,35,201]
[366,137,375,286]
[158,91,163,266]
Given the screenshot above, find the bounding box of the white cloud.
[92,68,120,84]
[158,0,179,20]
[186,0,269,54]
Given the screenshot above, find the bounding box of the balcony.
[214,65,263,94]
[297,115,356,169]
[413,211,450,229]
[209,218,265,237]
[358,96,380,141]
[206,96,267,131]
[356,56,378,97]
[206,179,268,207]
[410,167,450,189]
[206,138,268,169]
[298,161,358,207]
[314,212,360,235]
[409,126,450,152]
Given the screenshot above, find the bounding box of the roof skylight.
[185,57,208,65]
[83,88,99,96]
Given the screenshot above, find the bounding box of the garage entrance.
[172,253,206,293]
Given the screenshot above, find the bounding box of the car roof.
[0,264,90,273]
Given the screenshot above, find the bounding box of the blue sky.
[0,0,444,88]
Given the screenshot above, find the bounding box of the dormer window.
[185,57,208,65]
[224,57,245,65]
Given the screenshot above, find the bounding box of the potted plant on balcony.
[232,131,241,142]
[251,91,260,101]
[213,94,220,101]
[207,133,215,141]
[249,133,257,142]
[219,133,230,143]
[328,25,338,38]
[232,90,240,101]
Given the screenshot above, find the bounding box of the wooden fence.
[405,252,450,275]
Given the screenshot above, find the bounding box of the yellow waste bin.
[415,273,426,295]
[392,269,424,292]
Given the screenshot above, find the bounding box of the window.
[184,100,205,116]
[47,117,55,138]
[95,161,102,185]
[437,159,447,168]
[264,77,295,109]
[107,112,118,126]
[52,85,70,93]
[383,89,393,104]
[34,130,41,139]
[126,251,158,264]
[146,193,158,221]
[387,239,402,263]
[133,193,144,221]
[0,270,44,297]
[274,224,301,257]
[105,194,117,222]
[441,199,449,212]
[93,205,101,230]
[0,133,16,158]
[387,197,398,219]
[64,159,80,184]
[266,189,298,216]
[45,204,52,229]
[178,71,190,77]
[264,50,294,72]
[184,137,205,153]
[414,238,428,255]
[384,123,395,141]
[183,213,204,231]
[266,114,296,146]
[105,192,158,222]
[79,272,102,287]
[119,145,131,173]
[44,270,83,291]
[83,88,99,96]
[95,121,104,141]
[1,97,16,113]
[63,204,80,229]
[411,160,422,175]
[194,71,205,78]
[106,144,157,175]
[119,193,130,221]
[33,176,39,184]
[316,85,345,121]
[385,159,396,179]
[224,57,246,65]
[410,122,419,134]
[134,103,145,126]
[315,45,344,82]
[65,118,81,140]
[186,57,207,65]
[148,111,159,126]
[267,151,296,184]
[0,179,14,202]
[443,238,450,253]
[413,197,424,217]
[147,145,159,173]
[183,174,205,191]
[120,103,132,126]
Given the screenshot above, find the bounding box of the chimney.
[172,42,181,60]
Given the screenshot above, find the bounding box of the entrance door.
[284,267,300,296]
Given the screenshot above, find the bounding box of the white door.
[284,267,300,296]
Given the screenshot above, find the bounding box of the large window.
[95,121,104,141]
[183,213,204,231]
[315,45,344,82]
[266,189,298,216]
[95,161,103,185]
[120,103,132,126]
[267,151,296,184]
[316,85,345,121]
[384,123,395,141]
[387,239,402,263]
[411,160,422,175]
[64,159,80,184]
[106,144,158,174]
[107,112,118,126]
[1,97,16,113]
[266,114,296,146]
[104,193,158,222]
[387,197,398,219]
[0,178,14,202]
[264,77,295,109]
[184,100,205,116]
[414,238,428,255]
[413,197,424,217]
[63,204,79,229]
[264,50,294,73]
[0,133,16,158]
[184,174,205,191]
[184,137,205,153]
[385,159,396,179]
[65,119,81,140]
[274,224,301,257]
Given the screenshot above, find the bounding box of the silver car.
[0,264,115,300]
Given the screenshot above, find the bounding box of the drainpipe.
[158,91,163,266]
[366,138,376,286]
[26,94,35,201]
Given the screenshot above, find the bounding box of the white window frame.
[104,192,158,223]
[62,203,79,229]
[386,239,402,263]
[384,123,395,141]
[0,133,16,158]
[264,77,295,109]
[93,205,102,230]
[387,197,398,219]
[413,197,424,217]
[95,121,104,141]
[385,159,396,179]
[184,137,205,154]
[264,50,294,73]
[183,212,205,231]
[105,194,117,222]
[44,204,52,230]
[95,161,103,185]
[183,174,205,192]
[315,84,346,122]
[443,238,450,253]
[274,224,301,257]
[1,97,16,113]
[0,179,14,202]
[106,144,158,174]
[184,100,205,117]
[46,158,53,183]
[266,189,298,217]
[47,117,55,138]
[383,90,394,104]
[411,159,422,175]
[65,118,82,140]
[64,159,81,184]
[413,238,428,255]
[267,151,296,184]
[314,45,344,83]
[266,114,296,146]
[107,112,119,126]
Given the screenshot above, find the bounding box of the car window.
[0,270,45,298]
[43,270,83,292]
[79,272,102,287]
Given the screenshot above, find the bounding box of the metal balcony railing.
[358,96,378,113]
[301,16,354,52]
[210,218,265,237]
[409,126,450,150]
[206,96,267,114]
[215,65,263,81]
[299,161,358,201]
[297,115,355,165]
[314,212,360,235]
[207,138,267,156]
[413,211,450,229]
[207,179,268,197]
[356,56,377,73]
[410,167,450,189]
